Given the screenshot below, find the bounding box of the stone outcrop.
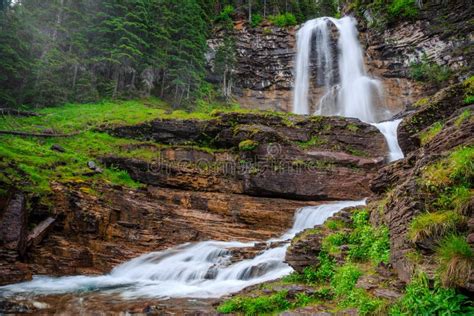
[370,95,473,290]
[105,112,387,201]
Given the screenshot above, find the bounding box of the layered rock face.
[106,111,387,200]
[207,23,297,111]
[0,111,389,285]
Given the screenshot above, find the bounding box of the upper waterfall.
[292,16,391,123]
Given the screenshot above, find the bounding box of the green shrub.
[389,273,474,315]
[251,13,263,27]
[268,13,297,27]
[341,288,385,315]
[217,290,290,315]
[283,252,335,284]
[331,263,362,297]
[408,211,464,243]
[419,121,443,145]
[409,55,451,85]
[238,139,258,151]
[464,95,474,104]
[388,0,419,19]
[325,219,347,230]
[322,232,347,254]
[436,235,473,288]
[215,5,234,24]
[348,210,390,265]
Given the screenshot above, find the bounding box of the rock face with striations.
[106,111,387,201]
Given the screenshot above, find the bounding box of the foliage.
[419,121,443,145]
[434,185,471,215]
[436,234,473,288]
[331,263,362,297]
[282,252,335,284]
[409,55,451,85]
[388,0,418,19]
[214,5,234,24]
[251,13,263,28]
[341,288,385,315]
[347,210,391,265]
[322,232,347,254]
[238,139,259,151]
[408,211,464,243]
[217,290,291,315]
[1,0,208,108]
[268,13,297,27]
[389,273,474,315]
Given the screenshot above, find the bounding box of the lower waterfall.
[0,200,365,299]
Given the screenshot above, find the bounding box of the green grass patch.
[436,234,473,288]
[455,109,472,127]
[296,136,328,149]
[421,146,474,188]
[419,121,443,145]
[408,211,464,244]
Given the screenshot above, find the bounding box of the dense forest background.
[0,0,339,109]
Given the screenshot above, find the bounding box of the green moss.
[346,147,369,157]
[217,290,291,315]
[408,211,464,243]
[413,97,429,107]
[296,136,328,149]
[419,121,443,145]
[238,139,259,151]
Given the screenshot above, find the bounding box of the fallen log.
[0,130,81,137]
[0,108,41,117]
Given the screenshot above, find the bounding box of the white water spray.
[292,16,403,162]
[0,200,365,299]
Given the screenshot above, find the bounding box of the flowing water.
[292,16,404,162]
[0,200,365,299]
[1,16,406,307]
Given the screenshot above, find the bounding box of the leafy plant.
[251,13,263,27]
[436,234,473,288]
[217,290,290,315]
[409,55,451,85]
[322,232,347,254]
[341,288,385,315]
[389,273,474,315]
[388,0,419,19]
[331,263,362,297]
[268,13,297,27]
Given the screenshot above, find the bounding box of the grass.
[408,211,464,244]
[435,185,472,215]
[454,109,472,127]
[0,97,242,199]
[419,121,443,145]
[421,146,474,188]
[436,235,473,288]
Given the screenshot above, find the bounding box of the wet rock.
[26,217,55,248]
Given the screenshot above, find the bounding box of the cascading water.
[292,16,404,162]
[0,200,365,299]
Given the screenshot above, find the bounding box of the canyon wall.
[207,4,472,114]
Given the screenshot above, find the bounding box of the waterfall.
[292,16,403,162]
[0,200,365,299]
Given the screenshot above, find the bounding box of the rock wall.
[207,5,472,114]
